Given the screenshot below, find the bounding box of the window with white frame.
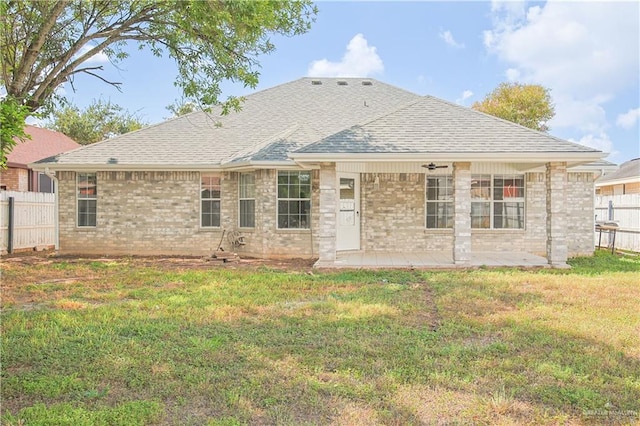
[425,175,453,229]
[239,173,255,228]
[201,173,221,227]
[277,171,311,229]
[471,174,525,229]
[77,173,97,227]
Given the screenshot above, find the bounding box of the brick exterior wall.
[360,173,454,251]
[55,166,595,260]
[0,167,28,191]
[566,172,596,256]
[56,170,320,257]
[453,163,471,264]
[317,163,337,262]
[546,162,568,266]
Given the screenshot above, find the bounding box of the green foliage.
[0,96,31,168]
[45,99,146,145]
[3,401,162,426]
[472,82,555,132]
[1,0,317,155]
[567,250,640,274]
[165,98,200,118]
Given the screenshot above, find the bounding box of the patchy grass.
[1,253,639,425]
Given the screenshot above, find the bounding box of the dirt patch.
[1,251,317,271]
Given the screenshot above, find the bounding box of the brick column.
[317,163,337,264]
[453,162,471,264]
[546,162,569,267]
[256,169,275,257]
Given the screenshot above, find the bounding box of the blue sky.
[59,1,639,164]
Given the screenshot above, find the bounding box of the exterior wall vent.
[311,80,322,85]
[337,81,348,86]
[362,80,373,86]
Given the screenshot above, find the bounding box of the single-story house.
[1,125,80,192]
[596,158,640,195]
[32,78,606,267]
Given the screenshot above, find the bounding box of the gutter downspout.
[44,168,59,252]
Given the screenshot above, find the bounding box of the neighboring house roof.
[33,78,420,169]
[8,125,80,168]
[32,77,604,171]
[596,158,640,186]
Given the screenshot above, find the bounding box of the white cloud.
[616,108,640,129]
[505,68,520,81]
[456,90,474,105]
[439,30,464,49]
[76,44,109,64]
[484,1,639,155]
[549,93,609,133]
[570,132,613,155]
[307,34,384,78]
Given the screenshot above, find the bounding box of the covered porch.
[311,160,577,269]
[319,250,550,269]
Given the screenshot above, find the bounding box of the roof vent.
[337,81,348,86]
[362,81,373,86]
[311,80,322,85]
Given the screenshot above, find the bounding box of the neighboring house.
[594,158,640,252]
[32,78,605,267]
[595,158,640,195]
[1,125,80,192]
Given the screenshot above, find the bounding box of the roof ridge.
[293,97,425,153]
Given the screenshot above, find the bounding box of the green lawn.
[1,251,639,425]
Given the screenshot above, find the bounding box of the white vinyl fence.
[595,194,640,252]
[0,191,55,253]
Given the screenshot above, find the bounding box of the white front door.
[336,173,360,251]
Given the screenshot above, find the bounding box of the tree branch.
[9,0,69,98]
[70,66,123,91]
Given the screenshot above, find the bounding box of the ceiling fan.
[421,162,449,171]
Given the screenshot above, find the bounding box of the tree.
[0,0,317,165]
[45,99,147,145]
[165,98,199,118]
[472,83,555,132]
[0,96,31,168]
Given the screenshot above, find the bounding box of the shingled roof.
[33,77,604,170]
[9,125,79,168]
[292,95,601,160]
[34,78,419,169]
[596,158,640,185]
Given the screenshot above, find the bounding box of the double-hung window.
[277,171,311,229]
[471,174,525,229]
[425,176,453,228]
[201,173,221,227]
[239,173,255,228]
[77,173,97,227]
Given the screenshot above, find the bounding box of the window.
[471,174,525,229]
[425,176,453,228]
[239,173,255,228]
[38,173,54,193]
[471,175,491,229]
[201,173,221,227]
[77,173,97,227]
[277,171,311,229]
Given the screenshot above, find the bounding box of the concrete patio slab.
[318,251,550,269]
